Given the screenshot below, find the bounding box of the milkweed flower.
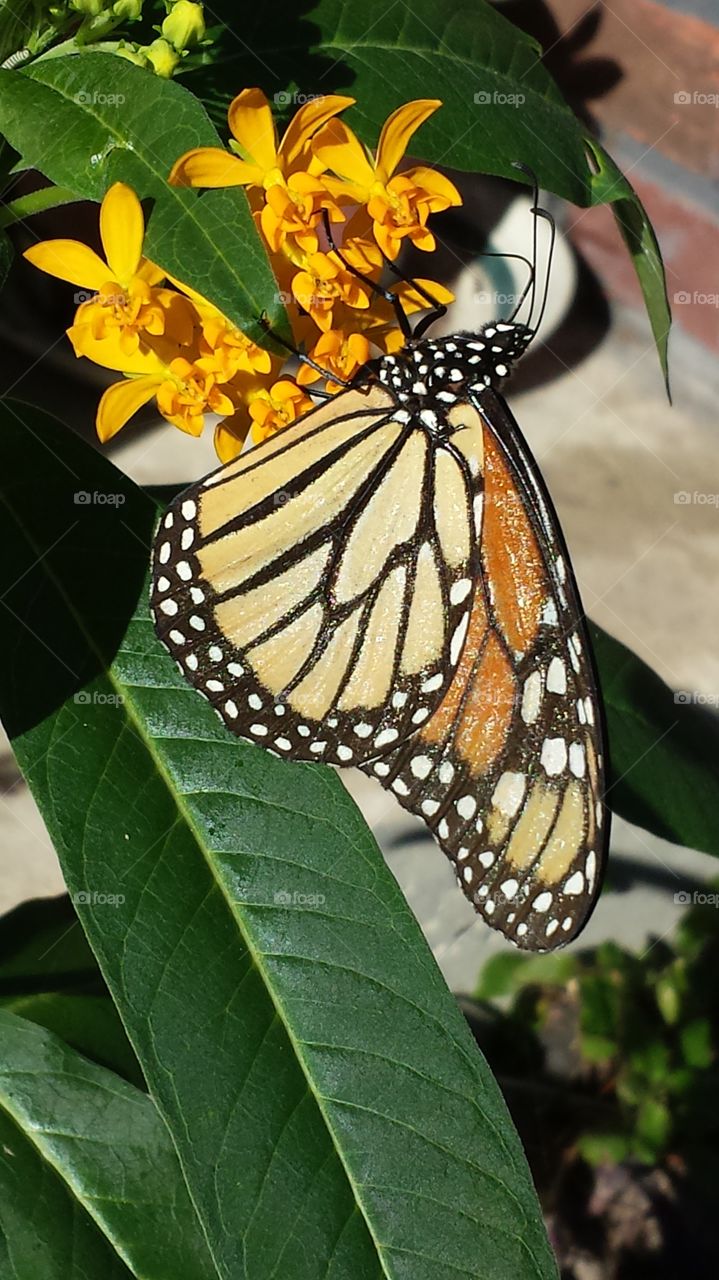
[290,250,372,331]
[96,353,238,441]
[24,182,194,359]
[248,379,314,442]
[313,100,461,259]
[296,330,371,393]
[170,89,354,254]
[167,278,276,381]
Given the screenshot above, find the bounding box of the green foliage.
[475,903,719,1169]
[0,398,558,1279]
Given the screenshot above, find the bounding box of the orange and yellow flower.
[24,183,195,360]
[170,88,353,254]
[22,92,463,459]
[313,100,461,259]
[248,379,314,443]
[296,329,370,393]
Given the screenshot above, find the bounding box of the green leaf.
[0,1010,215,1279]
[635,1096,671,1151]
[585,139,671,396]
[192,0,592,203]
[590,622,719,859]
[680,1018,713,1070]
[0,54,288,344]
[579,1034,617,1065]
[0,401,557,1280]
[576,1131,630,1165]
[0,1108,134,1280]
[475,952,577,1001]
[0,898,144,1086]
[1,993,144,1088]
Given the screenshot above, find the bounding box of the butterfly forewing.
[152,322,609,952]
[359,391,607,950]
[151,384,479,766]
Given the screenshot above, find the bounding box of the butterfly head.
[375,321,533,417]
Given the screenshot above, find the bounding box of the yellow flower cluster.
[24,91,460,460]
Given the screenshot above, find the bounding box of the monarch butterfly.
[151,181,608,951]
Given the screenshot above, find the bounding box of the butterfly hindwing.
[152,384,479,766]
[360,391,607,950]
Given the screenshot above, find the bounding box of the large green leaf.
[0,1010,215,1279]
[0,397,557,1279]
[190,0,591,202]
[590,623,719,859]
[0,54,287,344]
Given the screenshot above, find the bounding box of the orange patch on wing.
[482,427,546,655]
[420,589,489,745]
[454,632,516,773]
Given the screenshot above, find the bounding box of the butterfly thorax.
[375,322,533,425]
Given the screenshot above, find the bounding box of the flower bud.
[116,42,149,67]
[112,0,143,20]
[143,36,181,77]
[69,0,106,15]
[162,1,205,51]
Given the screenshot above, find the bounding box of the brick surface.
[507,0,719,177]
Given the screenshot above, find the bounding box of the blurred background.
[2,1,719,1274]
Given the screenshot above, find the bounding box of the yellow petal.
[227,88,278,171]
[68,319,167,373]
[280,94,355,168]
[312,119,375,191]
[100,182,144,284]
[96,375,161,442]
[376,99,441,182]
[138,259,166,286]
[403,165,462,207]
[169,148,258,188]
[214,415,251,462]
[24,240,111,291]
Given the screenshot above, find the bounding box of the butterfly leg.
[321,211,414,342]
[258,313,355,393]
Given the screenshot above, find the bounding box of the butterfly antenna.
[510,161,556,337]
[529,206,556,339]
